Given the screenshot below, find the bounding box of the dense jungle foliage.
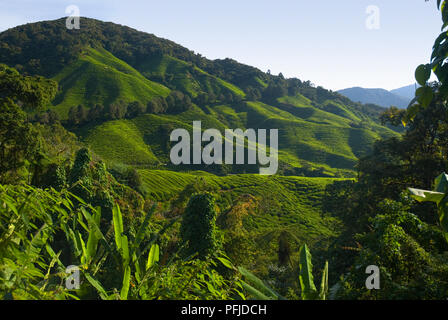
[1,0,448,300]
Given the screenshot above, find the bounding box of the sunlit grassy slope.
[81,94,399,176]
[0,17,399,177]
[138,169,343,272]
[24,26,398,177]
[51,47,170,118]
[83,120,159,165]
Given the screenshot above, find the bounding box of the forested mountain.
[0,17,399,178]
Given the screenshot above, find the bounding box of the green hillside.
[77,95,399,177]
[277,95,357,126]
[82,119,160,165]
[52,47,170,118]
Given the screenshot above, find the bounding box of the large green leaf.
[443,1,448,26]
[216,256,234,270]
[134,204,156,249]
[112,205,124,251]
[415,64,431,86]
[76,231,87,265]
[79,206,115,261]
[409,173,448,243]
[84,208,101,263]
[132,251,142,283]
[85,273,108,300]
[434,172,448,193]
[238,267,280,300]
[319,261,329,300]
[240,281,272,300]
[298,244,318,300]
[67,227,81,257]
[146,243,159,270]
[416,86,434,108]
[436,196,448,242]
[45,243,65,270]
[121,235,130,267]
[408,188,445,204]
[120,265,131,300]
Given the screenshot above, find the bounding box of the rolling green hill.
[0,17,400,178]
[76,95,398,177]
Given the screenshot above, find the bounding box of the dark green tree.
[88,103,105,122]
[166,91,192,114]
[180,193,219,258]
[0,64,57,183]
[126,101,146,118]
[0,64,57,109]
[125,168,142,192]
[0,99,39,182]
[68,104,87,125]
[106,101,127,120]
[147,96,168,114]
[69,148,91,184]
[69,148,93,201]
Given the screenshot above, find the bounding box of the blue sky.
[0,0,442,91]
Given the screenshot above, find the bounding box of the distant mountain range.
[337,84,418,109]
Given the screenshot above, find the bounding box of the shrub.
[180,193,219,258]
